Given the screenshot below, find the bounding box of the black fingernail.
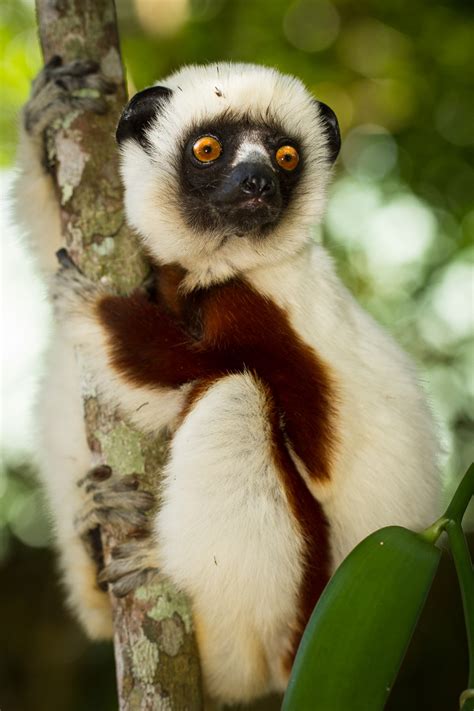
[48,55,63,68]
[56,248,76,269]
[91,464,112,482]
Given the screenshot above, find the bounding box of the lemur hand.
[23,55,115,145]
[50,248,105,341]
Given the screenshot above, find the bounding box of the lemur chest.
[156,264,337,483]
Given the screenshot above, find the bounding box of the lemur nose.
[240,170,276,198]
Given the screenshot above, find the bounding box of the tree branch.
[34,1,203,707]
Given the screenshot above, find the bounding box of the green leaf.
[283,526,441,711]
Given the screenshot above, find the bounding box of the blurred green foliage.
[0,0,473,709]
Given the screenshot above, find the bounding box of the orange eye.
[192,136,222,162]
[276,145,299,171]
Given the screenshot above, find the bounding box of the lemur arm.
[96,290,214,389]
[52,263,213,432]
[56,263,336,482]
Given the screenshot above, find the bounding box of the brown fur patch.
[97,266,337,481]
[155,263,188,318]
[262,383,330,672]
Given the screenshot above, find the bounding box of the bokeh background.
[1,0,473,709]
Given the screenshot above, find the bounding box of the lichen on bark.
[34,1,203,708]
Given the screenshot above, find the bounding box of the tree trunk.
[34,1,203,708]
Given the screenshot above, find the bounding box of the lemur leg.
[156,373,304,703]
[36,333,114,637]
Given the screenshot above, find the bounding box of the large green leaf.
[283,526,441,711]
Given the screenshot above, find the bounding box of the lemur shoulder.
[14,60,441,704]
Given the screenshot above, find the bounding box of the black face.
[178,117,303,236]
[116,86,341,238]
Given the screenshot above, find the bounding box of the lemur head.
[117,63,340,287]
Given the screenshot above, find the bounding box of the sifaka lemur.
[14,59,441,703]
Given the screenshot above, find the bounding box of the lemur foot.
[76,465,159,595]
[24,55,115,139]
[75,465,155,540]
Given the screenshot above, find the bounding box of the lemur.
[14,59,441,704]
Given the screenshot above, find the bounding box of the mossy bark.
[34,1,203,708]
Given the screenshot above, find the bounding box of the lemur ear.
[314,101,341,163]
[116,86,172,148]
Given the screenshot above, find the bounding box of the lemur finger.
[100,506,151,531]
[111,474,141,491]
[99,556,148,583]
[82,474,144,495]
[30,58,99,96]
[109,569,159,598]
[98,538,160,596]
[53,59,99,78]
[111,539,152,559]
[76,504,150,537]
[92,489,155,513]
[28,55,63,98]
[24,92,106,137]
[24,80,70,134]
[49,59,115,96]
[71,96,109,115]
[65,74,116,97]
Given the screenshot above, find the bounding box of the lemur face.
[178,118,302,237]
[117,64,340,284]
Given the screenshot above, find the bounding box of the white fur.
[34,327,113,637]
[13,127,63,273]
[16,62,441,703]
[157,373,303,700]
[13,130,114,637]
[231,138,272,167]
